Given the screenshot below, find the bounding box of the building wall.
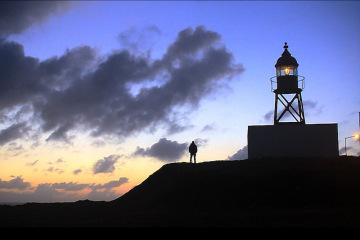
[248,123,339,159]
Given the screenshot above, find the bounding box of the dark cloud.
[133,138,187,162]
[0,1,70,36]
[0,39,53,145]
[93,155,121,174]
[0,26,242,145]
[0,176,31,190]
[38,46,96,92]
[227,145,248,160]
[39,26,242,140]
[0,122,29,146]
[0,40,41,110]
[163,26,220,60]
[73,169,82,175]
[0,40,95,143]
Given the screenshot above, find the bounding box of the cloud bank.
[0,176,128,203]
[0,26,243,147]
[0,176,31,190]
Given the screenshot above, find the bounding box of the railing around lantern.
[270,75,305,92]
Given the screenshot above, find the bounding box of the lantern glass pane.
[277,66,298,76]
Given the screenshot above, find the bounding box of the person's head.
[192,141,195,144]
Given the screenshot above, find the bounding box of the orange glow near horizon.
[0,134,238,202]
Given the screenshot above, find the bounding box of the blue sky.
[13,1,358,149]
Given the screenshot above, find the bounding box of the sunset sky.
[0,1,359,203]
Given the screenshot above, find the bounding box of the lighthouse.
[272,43,305,125]
[247,43,339,159]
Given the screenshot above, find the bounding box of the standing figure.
[189,141,197,163]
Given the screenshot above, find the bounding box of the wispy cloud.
[26,160,39,167]
[201,124,216,132]
[46,167,64,174]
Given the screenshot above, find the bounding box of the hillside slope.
[106,156,360,227]
[1,156,360,227]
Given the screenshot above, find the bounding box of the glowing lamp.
[284,67,290,75]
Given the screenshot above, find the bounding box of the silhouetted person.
[189,141,197,163]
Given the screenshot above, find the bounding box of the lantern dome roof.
[275,42,299,68]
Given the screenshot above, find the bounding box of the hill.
[1,156,360,227]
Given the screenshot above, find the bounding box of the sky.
[0,1,359,203]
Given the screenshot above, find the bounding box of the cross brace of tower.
[274,92,305,124]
